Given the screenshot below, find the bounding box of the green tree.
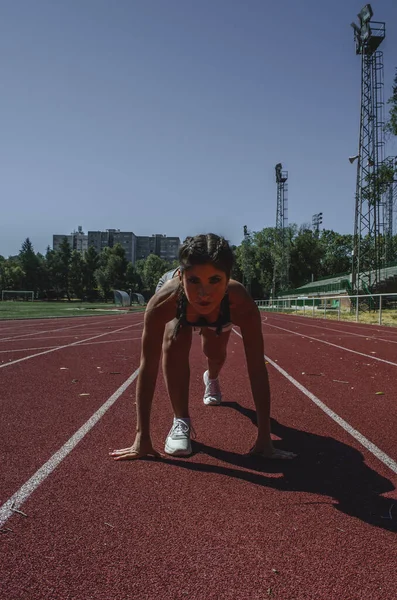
[125,262,143,293]
[289,226,324,289]
[143,254,168,295]
[57,237,72,299]
[253,227,280,297]
[319,230,353,277]
[95,247,112,300]
[385,68,397,138]
[44,247,62,299]
[83,246,99,300]
[19,238,41,294]
[0,258,25,291]
[106,244,129,290]
[69,251,85,299]
[238,231,256,295]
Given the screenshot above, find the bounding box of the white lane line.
[0,317,122,343]
[1,328,143,342]
[267,311,397,339]
[0,336,143,355]
[232,328,397,476]
[0,368,140,528]
[0,321,143,370]
[267,313,397,345]
[262,321,397,367]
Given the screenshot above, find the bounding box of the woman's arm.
[135,305,166,438]
[231,283,296,459]
[235,301,272,445]
[110,291,173,460]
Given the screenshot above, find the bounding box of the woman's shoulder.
[228,279,259,323]
[228,279,251,303]
[144,278,179,324]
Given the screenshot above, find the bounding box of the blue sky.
[1,0,397,257]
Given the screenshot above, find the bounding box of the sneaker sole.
[164,442,192,456]
[203,397,222,406]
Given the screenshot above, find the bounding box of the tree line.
[1,227,397,301]
[0,238,178,301]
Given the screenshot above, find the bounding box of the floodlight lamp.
[359,4,373,24]
[360,22,371,42]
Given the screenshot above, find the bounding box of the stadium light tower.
[273,163,289,294]
[350,4,386,293]
[312,212,323,235]
[242,224,252,294]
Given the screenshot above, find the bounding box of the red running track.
[1,312,396,600]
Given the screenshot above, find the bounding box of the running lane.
[0,325,142,504]
[259,316,397,463]
[1,331,396,600]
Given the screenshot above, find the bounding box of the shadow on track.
[162,401,397,533]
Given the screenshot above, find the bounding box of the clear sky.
[1,0,397,257]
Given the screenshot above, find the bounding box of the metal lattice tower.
[351,5,386,293]
[312,212,323,235]
[383,156,397,263]
[273,163,289,293]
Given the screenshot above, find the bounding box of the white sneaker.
[164,418,192,456]
[203,371,222,405]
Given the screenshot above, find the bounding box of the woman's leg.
[162,319,193,418]
[200,328,231,405]
[201,328,231,379]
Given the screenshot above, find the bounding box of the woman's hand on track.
[110,436,162,461]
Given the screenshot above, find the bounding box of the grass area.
[259,307,397,327]
[0,301,146,320]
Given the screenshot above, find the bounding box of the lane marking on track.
[232,328,397,476]
[266,313,397,345]
[262,321,397,367]
[0,368,140,528]
[0,317,127,343]
[0,322,143,370]
[0,326,143,343]
[0,336,143,355]
[263,310,397,338]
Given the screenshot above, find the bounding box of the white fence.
[255,292,397,326]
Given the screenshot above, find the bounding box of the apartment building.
[52,226,88,254]
[53,227,180,264]
[88,230,136,263]
[135,234,180,262]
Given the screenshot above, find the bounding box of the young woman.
[111,233,296,461]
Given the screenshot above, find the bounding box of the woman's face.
[180,263,229,315]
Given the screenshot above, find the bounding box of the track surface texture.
[1,312,396,600]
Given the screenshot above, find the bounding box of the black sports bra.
[176,292,231,336]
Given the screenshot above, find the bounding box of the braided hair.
[172,233,234,338]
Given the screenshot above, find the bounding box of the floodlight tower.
[274,163,289,292]
[312,212,323,235]
[351,4,386,293]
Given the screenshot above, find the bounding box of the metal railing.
[256,292,397,326]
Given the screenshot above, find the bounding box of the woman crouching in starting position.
[111,233,296,461]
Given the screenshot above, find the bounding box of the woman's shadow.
[163,401,396,532]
